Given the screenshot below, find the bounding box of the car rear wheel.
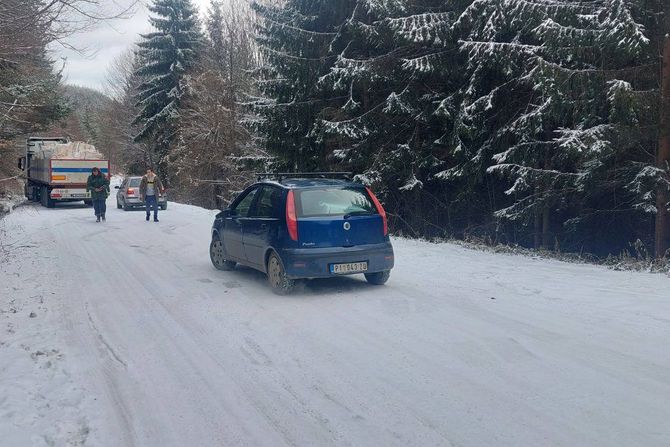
[160,203,167,210]
[210,238,236,271]
[116,199,122,209]
[122,199,130,211]
[365,271,390,285]
[267,253,295,295]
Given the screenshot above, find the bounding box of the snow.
[1,192,670,446]
[0,192,24,216]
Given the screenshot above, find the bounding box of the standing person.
[86,167,110,222]
[139,168,165,222]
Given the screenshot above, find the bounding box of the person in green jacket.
[86,167,110,222]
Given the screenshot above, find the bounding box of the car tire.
[160,202,167,210]
[267,252,295,295]
[116,200,122,209]
[364,271,390,285]
[210,237,236,271]
[122,199,130,211]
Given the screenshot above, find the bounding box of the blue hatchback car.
[209,174,394,294]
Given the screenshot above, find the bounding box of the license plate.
[330,262,368,274]
[71,194,85,198]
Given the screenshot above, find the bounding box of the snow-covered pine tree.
[316,0,411,187]
[652,1,670,257]
[133,0,203,174]
[454,0,661,253]
[250,0,355,171]
[317,0,473,236]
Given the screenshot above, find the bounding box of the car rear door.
[296,186,386,248]
[222,186,259,261]
[243,185,284,267]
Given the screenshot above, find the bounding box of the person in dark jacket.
[139,168,165,222]
[86,167,110,222]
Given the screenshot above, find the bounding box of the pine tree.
[251,0,356,170]
[453,0,660,252]
[133,0,203,173]
[653,3,670,257]
[317,0,474,236]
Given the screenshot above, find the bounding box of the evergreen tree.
[251,0,356,170]
[454,0,660,253]
[317,0,475,236]
[133,0,204,174]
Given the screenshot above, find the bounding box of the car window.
[251,186,283,218]
[129,178,141,187]
[233,187,259,217]
[296,187,377,218]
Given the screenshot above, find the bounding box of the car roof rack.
[256,172,353,182]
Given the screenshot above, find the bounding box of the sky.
[55,0,212,93]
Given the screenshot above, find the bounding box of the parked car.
[115,176,167,211]
[209,173,394,294]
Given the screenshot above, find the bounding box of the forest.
[1,0,669,258]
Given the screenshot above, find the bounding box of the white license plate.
[330,262,368,274]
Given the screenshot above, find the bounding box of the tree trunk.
[542,205,551,249]
[655,35,670,258]
[534,207,542,249]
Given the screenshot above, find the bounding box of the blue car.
[209,174,394,294]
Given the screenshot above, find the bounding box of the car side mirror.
[223,208,235,218]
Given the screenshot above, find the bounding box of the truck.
[18,137,110,208]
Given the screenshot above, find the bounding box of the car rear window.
[129,178,141,187]
[296,187,377,218]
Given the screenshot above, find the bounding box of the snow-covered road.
[1,197,669,446]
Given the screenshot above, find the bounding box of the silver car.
[115,176,167,211]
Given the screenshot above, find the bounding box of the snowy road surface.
[1,196,670,447]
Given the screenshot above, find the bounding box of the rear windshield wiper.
[343,211,375,219]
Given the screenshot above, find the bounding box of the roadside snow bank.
[0,214,99,446]
[0,191,24,216]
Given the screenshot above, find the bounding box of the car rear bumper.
[124,197,167,206]
[280,241,394,279]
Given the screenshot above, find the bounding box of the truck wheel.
[267,253,295,295]
[364,271,390,285]
[40,186,48,207]
[210,237,236,271]
[42,186,55,208]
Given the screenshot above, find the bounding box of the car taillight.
[286,190,298,241]
[366,187,388,236]
[127,188,136,196]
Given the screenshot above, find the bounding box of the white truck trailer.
[18,137,110,208]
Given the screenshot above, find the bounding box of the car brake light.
[366,187,388,236]
[286,190,298,241]
[127,188,135,196]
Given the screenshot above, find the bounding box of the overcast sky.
[55,0,212,93]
